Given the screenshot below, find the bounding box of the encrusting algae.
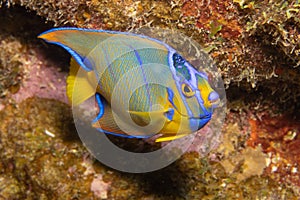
[0,97,296,199]
[0,35,23,98]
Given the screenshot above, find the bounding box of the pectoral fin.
[129,108,174,126]
[129,110,160,126]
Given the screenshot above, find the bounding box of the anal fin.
[92,94,152,139]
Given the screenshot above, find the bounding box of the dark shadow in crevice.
[0,5,70,72]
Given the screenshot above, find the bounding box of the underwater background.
[0,0,299,199]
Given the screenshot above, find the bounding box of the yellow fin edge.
[155,133,187,142]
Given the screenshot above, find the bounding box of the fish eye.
[181,83,195,98]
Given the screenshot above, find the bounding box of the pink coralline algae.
[91,174,111,199]
[11,48,68,104]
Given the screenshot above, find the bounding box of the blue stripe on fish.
[167,87,177,110]
[39,27,172,52]
[133,49,152,106]
[64,44,93,71]
[92,93,105,123]
[194,74,210,117]
[38,38,94,72]
[168,51,193,117]
[126,43,152,108]
[102,48,116,90]
[133,49,143,66]
[93,92,154,139]
[96,128,153,139]
[164,108,175,121]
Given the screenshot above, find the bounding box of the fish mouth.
[208,91,220,108]
[167,100,213,120]
[173,108,212,120]
[197,114,211,129]
[176,113,211,130]
[192,113,212,120]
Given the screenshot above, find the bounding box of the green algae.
[0,97,104,199]
[237,0,299,67]
[0,36,23,98]
[209,21,223,38]
[0,98,297,199]
[108,153,297,199]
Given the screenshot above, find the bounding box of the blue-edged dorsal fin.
[38,28,113,71]
[38,28,170,71]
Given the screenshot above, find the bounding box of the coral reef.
[0,6,70,105]
[0,0,299,199]
[247,114,300,189]
[238,0,299,67]
[0,97,101,198]
[1,97,297,199]
[1,0,298,99]
[0,31,23,99]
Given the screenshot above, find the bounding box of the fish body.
[38,28,219,142]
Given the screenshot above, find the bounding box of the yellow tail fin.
[67,58,98,105]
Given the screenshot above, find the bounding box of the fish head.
[129,52,220,141]
[164,53,220,133]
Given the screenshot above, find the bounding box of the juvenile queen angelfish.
[38,28,220,142]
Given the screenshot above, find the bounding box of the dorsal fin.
[38,28,112,71]
[38,28,169,71]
